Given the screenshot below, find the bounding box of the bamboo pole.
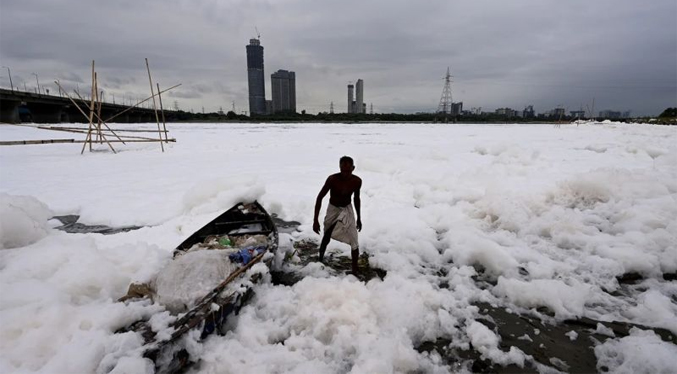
[94,73,100,143]
[81,60,96,154]
[36,126,167,141]
[40,126,169,133]
[0,139,176,146]
[103,83,181,123]
[54,81,118,153]
[3,139,178,145]
[156,83,168,142]
[0,139,76,146]
[78,139,175,143]
[95,73,103,144]
[145,58,164,152]
[168,251,266,336]
[68,139,175,143]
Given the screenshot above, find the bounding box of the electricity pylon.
[437,67,453,115]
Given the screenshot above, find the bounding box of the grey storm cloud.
[1,0,675,115]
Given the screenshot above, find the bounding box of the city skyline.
[0,0,675,116]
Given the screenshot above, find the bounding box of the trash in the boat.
[155,250,238,313]
[229,245,267,265]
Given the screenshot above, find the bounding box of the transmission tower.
[330,101,334,114]
[437,67,453,115]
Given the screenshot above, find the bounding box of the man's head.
[339,156,355,174]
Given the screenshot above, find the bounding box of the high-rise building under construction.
[246,38,266,115]
[347,84,354,113]
[347,79,365,113]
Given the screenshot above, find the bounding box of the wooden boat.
[118,201,278,373]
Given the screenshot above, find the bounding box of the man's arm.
[354,178,362,231]
[313,177,332,234]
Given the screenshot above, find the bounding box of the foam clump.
[181,176,265,215]
[594,328,677,373]
[493,277,592,319]
[0,193,53,249]
[154,250,237,313]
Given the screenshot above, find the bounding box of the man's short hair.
[340,156,354,165]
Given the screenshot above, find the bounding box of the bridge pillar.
[65,106,88,123]
[0,99,21,123]
[115,113,130,123]
[27,103,65,123]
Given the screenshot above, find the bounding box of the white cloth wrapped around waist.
[323,203,359,250]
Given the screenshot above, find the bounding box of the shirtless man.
[313,156,362,274]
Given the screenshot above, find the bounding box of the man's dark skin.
[313,157,362,274]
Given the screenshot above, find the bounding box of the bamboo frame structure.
[70,89,126,143]
[10,59,181,153]
[55,80,120,153]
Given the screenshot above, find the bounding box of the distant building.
[246,38,266,115]
[265,100,273,115]
[496,108,517,117]
[551,107,566,118]
[523,105,535,118]
[599,110,622,119]
[271,70,296,113]
[347,80,366,113]
[451,102,463,116]
[570,110,585,118]
[347,84,354,113]
[356,79,364,114]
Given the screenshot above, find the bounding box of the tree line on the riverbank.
[169,107,677,124]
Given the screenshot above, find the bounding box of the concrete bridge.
[0,88,178,124]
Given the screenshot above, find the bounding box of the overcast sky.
[1,0,675,115]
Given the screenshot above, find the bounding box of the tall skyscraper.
[355,79,364,114]
[347,83,354,113]
[271,70,296,113]
[246,38,266,115]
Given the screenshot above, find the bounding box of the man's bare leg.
[318,223,336,262]
[351,248,359,274]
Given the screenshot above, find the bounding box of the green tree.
[658,108,677,118]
